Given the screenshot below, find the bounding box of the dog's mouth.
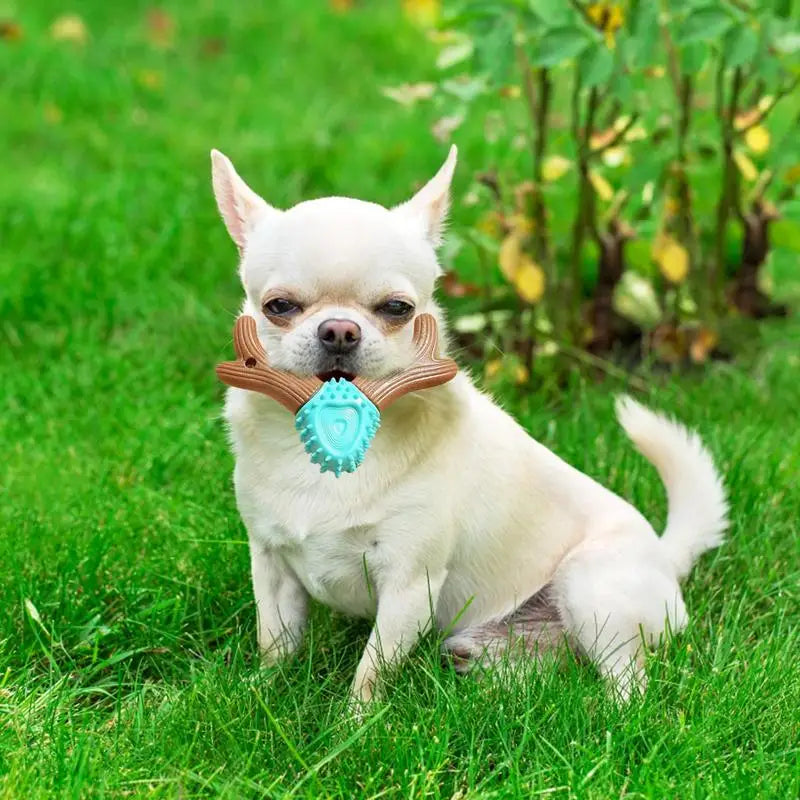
[316,370,356,382]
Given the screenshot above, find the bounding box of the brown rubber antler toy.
[216,313,458,476]
[215,313,457,412]
[215,315,322,413]
[353,314,458,411]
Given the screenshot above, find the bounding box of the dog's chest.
[281,525,380,617]
[242,462,389,618]
[229,388,426,617]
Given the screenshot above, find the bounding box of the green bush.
[400,0,800,384]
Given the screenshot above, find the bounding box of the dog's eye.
[264,298,301,316]
[376,299,414,318]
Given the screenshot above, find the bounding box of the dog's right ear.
[210,150,279,253]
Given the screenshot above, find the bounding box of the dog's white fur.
[210,147,728,704]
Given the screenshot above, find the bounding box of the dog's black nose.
[318,319,361,354]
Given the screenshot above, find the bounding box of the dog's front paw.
[347,670,382,721]
[607,658,647,704]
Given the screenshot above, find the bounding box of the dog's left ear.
[394,145,457,247]
[210,149,279,254]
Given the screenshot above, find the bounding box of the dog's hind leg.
[550,532,688,700]
[443,586,569,674]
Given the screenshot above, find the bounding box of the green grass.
[1,1,799,797]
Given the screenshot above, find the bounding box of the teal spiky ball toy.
[216,314,458,477]
[295,379,380,476]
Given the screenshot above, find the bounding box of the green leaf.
[680,41,709,74]
[440,76,488,102]
[771,220,800,252]
[609,68,634,105]
[626,239,654,275]
[579,43,615,88]
[443,0,507,27]
[723,25,759,68]
[771,0,793,18]
[628,1,660,68]
[775,32,800,55]
[436,40,474,70]
[532,26,591,67]
[527,0,574,26]
[474,15,515,82]
[677,6,733,44]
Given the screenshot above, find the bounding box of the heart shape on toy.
[316,405,361,456]
[294,379,381,477]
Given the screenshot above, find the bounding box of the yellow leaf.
[542,155,571,182]
[136,69,163,91]
[664,196,679,217]
[50,13,88,44]
[513,181,535,210]
[587,3,624,44]
[589,127,616,150]
[507,213,534,236]
[380,82,435,106]
[602,146,628,168]
[614,272,661,328]
[624,124,647,143]
[653,235,689,284]
[613,114,631,132]
[0,20,23,41]
[744,125,770,155]
[733,150,758,182]
[513,257,546,304]
[498,234,521,281]
[402,0,440,28]
[431,112,465,143]
[485,359,503,380]
[436,40,474,69]
[427,29,460,45]
[589,170,614,202]
[689,327,718,364]
[475,210,503,238]
[514,363,530,384]
[784,164,800,184]
[734,107,760,131]
[43,103,63,124]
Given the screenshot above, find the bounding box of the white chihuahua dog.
[210,145,728,704]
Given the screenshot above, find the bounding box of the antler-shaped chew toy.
[216,314,457,476]
[215,315,322,413]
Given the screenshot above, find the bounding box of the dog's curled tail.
[615,396,728,580]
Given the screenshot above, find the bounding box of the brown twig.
[569,69,600,340]
[588,112,640,157]
[747,169,774,206]
[712,63,744,315]
[602,190,630,226]
[658,3,681,99]
[517,49,555,367]
[536,326,651,392]
[737,76,800,132]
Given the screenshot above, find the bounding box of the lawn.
[1,1,799,797]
